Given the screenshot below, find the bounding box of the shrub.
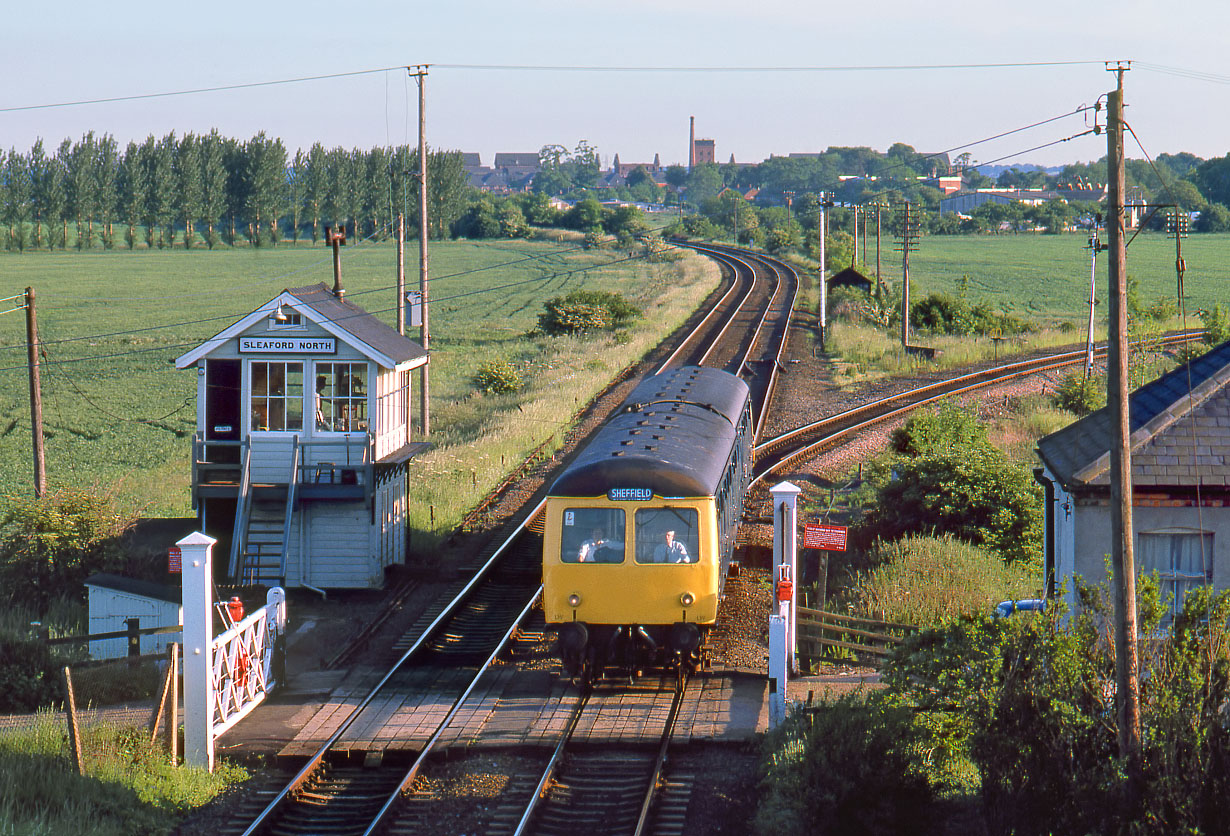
[1052,372,1106,416]
[471,360,523,394]
[0,633,62,712]
[889,400,988,457]
[754,693,936,836]
[0,489,134,610]
[1203,302,1230,346]
[912,292,974,336]
[537,290,641,336]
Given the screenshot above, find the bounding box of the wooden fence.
[797,607,918,667]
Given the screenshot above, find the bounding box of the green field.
[871,231,1229,323]
[0,238,715,517]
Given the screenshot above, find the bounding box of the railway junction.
[165,243,1199,834]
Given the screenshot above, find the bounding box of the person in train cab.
[578,528,622,562]
[653,530,689,563]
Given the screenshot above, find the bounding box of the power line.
[0,66,407,113]
[435,60,1105,73]
[1136,62,1230,85]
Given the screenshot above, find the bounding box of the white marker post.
[771,481,801,675]
[179,531,217,771]
[768,613,787,728]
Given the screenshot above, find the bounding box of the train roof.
[549,367,750,498]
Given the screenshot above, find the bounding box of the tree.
[176,133,204,249]
[426,149,469,239]
[2,148,31,251]
[663,164,688,189]
[67,132,100,249]
[1191,154,1230,207]
[303,143,328,245]
[149,133,177,248]
[27,140,49,249]
[199,130,228,249]
[118,140,148,249]
[287,149,308,244]
[1194,202,1230,232]
[245,132,287,246]
[95,134,119,249]
[684,163,723,205]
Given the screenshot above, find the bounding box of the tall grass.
[0,711,246,835]
[837,534,1041,626]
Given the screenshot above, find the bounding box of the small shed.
[827,266,873,294]
[85,573,182,660]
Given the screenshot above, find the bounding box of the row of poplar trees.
[0,131,469,251]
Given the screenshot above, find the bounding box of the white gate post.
[179,531,217,771]
[768,614,788,728]
[771,481,801,675]
[266,586,287,686]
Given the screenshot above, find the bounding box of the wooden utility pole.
[1106,60,1142,780]
[896,202,920,348]
[413,65,431,437]
[396,213,405,335]
[875,204,883,298]
[25,287,46,497]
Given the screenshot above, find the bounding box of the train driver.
[653,530,690,563]
[578,528,622,562]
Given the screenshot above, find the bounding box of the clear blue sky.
[5,1,1229,171]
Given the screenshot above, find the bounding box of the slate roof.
[494,152,540,168]
[827,266,873,292]
[288,283,427,367]
[1037,340,1230,491]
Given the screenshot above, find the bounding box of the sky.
[5,1,1230,173]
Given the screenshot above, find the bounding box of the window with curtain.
[1139,530,1214,619]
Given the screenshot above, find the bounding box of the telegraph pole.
[1084,224,1104,378]
[25,287,46,497]
[896,202,920,348]
[412,64,431,437]
[1105,59,1142,783]
[396,213,405,335]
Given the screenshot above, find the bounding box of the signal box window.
[315,362,369,432]
[561,508,625,564]
[635,508,699,564]
[251,361,303,432]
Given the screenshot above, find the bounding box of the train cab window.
[560,508,626,564]
[634,508,699,564]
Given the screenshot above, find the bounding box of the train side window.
[560,508,626,564]
[634,508,699,564]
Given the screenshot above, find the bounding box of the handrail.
[227,440,253,583]
[279,437,300,586]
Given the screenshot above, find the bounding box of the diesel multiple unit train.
[542,366,753,681]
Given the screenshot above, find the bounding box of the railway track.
[751,329,1205,487]
[512,675,689,836]
[225,242,795,835]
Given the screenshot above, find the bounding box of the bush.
[755,693,936,836]
[861,402,1042,566]
[537,290,641,336]
[881,580,1230,835]
[1203,302,1230,346]
[471,360,523,394]
[0,633,62,712]
[0,490,134,610]
[1052,372,1106,416]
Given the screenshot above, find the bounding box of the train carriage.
[543,366,752,680]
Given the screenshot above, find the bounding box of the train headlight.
[567,592,582,608]
[680,591,695,607]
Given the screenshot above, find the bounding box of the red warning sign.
[168,546,182,573]
[803,523,848,551]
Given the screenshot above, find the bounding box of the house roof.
[174,283,428,371]
[1037,340,1230,491]
[827,266,873,292]
[494,152,540,168]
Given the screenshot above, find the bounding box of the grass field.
[0,237,717,519]
[868,231,1229,324]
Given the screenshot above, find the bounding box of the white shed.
[84,573,182,660]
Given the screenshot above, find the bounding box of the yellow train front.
[543,367,752,681]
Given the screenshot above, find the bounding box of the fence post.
[125,617,141,660]
[179,531,217,772]
[167,643,179,764]
[266,587,287,687]
[771,481,801,675]
[61,667,84,775]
